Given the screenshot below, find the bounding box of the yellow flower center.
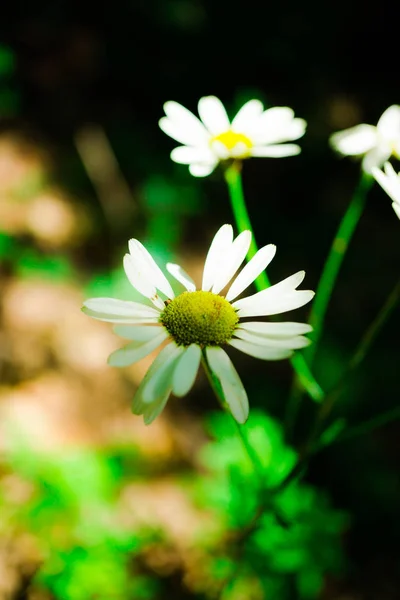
[160,290,239,347]
[211,130,253,156]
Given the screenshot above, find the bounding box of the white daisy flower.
[330,105,400,173]
[82,225,314,425]
[159,96,307,177]
[372,162,400,220]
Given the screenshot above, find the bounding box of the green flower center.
[160,290,239,347]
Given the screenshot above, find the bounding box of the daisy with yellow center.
[330,105,400,173]
[82,225,314,425]
[159,96,307,177]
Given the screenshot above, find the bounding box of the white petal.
[392,202,400,219]
[159,116,210,146]
[372,163,400,205]
[376,105,400,139]
[123,254,161,307]
[170,145,215,165]
[172,344,201,397]
[142,394,170,425]
[252,117,307,145]
[361,146,391,173]
[198,96,230,135]
[233,271,314,317]
[226,244,276,301]
[128,239,175,300]
[141,344,185,404]
[231,99,264,131]
[250,144,301,157]
[113,324,164,340]
[383,161,398,179]
[233,328,310,349]
[235,270,305,303]
[162,101,210,144]
[132,343,179,424]
[235,290,315,317]
[166,263,196,291]
[188,162,217,177]
[260,106,295,123]
[211,230,251,294]
[108,329,169,367]
[82,298,161,323]
[230,142,254,157]
[330,124,377,156]
[209,139,230,159]
[206,347,248,424]
[238,321,313,337]
[229,338,293,360]
[202,224,233,291]
[250,107,295,138]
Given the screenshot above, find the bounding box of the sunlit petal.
[330,124,377,156]
[172,344,201,397]
[206,347,249,424]
[226,244,276,301]
[166,263,196,291]
[128,239,175,299]
[82,298,161,323]
[229,338,293,360]
[162,101,210,144]
[198,96,230,135]
[202,224,233,291]
[108,329,169,367]
[212,230,251,294]
[237,321,313,337]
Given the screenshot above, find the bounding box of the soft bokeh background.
[0,2,399,599]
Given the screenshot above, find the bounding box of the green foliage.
[16,249,74,281]
[0,231,75,282]
[197,411,348,599]
[0,437,158,600]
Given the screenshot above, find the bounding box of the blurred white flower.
[159,96,307,177]
[372,162,400,220]
[83,225,314,425]
[330,105,400,172]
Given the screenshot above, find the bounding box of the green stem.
[224,161,269,289]
[288,277,400,469]
[306,171,374,363]
[313,277,400,442]
[347,278,400,373]
[224,162,324,404]
[332,407,400,446]
[285,171,373,439]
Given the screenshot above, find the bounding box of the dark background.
[1,1,399,597]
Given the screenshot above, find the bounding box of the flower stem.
[286,277,400,470]
[306,171,374,363]
[311,276,400,439]
[285,171,373,439]
[346,277,400,374]
[224,161,269,288]
[224,162,324,404]
[330,406,400,446]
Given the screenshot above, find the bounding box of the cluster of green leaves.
[0,437,158,600]
[0,230,74,280]
[196,411,349,599]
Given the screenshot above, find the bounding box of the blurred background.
[0,1,399,599]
